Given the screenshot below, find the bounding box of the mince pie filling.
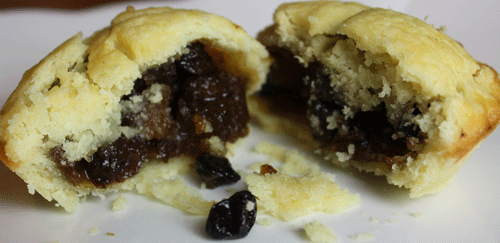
[51,42,249,188]
[259,47,426,166]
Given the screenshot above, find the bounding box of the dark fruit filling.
[52,42,250,188]
[257,47,308,120]
[259,47,426,165]
[51,136,148,186]
[195,152,241,189]
[205,190,257,240]
[303,61,425,163]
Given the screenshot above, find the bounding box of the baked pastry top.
[0,6,270,212]
[253,1,500,197]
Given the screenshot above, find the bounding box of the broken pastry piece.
[252,1,500,197]
[0,6,270,212]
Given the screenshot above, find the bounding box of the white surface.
[1,1,499,242]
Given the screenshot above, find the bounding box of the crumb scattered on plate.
[125,159,214,215]
[245,142,360,221]
[112,194,127,212]
[106,232,115,237]
[256,216,274,227]
[303,220,338,243]
[89,227,99,235]
[349,232,375,242]
[382,219,397,225]
[410,211,424,218]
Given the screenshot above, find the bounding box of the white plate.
[1,1,499,242]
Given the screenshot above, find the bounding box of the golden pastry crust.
[0,6,270,212]
[254,1,500,197]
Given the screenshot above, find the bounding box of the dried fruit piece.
[195,153,241,189]
[205,190,257,239]
[259,164,277,175]
[52,136,149,188]
[177,42,214,75]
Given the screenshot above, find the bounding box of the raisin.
[84,136,149,187]
[195,153,241,189]
[205,190,257,240]
[53,136,149,188]
[177,42,214,75]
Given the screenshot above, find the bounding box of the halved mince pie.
[251,1,500,197]
[0,6,270,212]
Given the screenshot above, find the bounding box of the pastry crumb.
[409,211,424,218]
[370,217,379,223]
[89,227,99,235]
[381,219,397,225]
[256,216,274,227]
[349,232,375,242]
[112,194,127,212]
[303,220,338,243]
[200,182,207,190]
[106,232,115,237]
[246,142,360,221]
[131,160,214,215]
